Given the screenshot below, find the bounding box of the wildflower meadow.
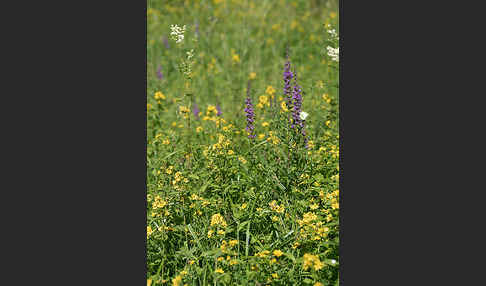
[147,0,339,285]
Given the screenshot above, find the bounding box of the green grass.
[147,0,339,285]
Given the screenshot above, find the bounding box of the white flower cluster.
[170,24,186,44]
[299,111,309,121]
[180,49,195,79]
[186,49,194,61]
[327,46,339,62]
[326,25,339,41]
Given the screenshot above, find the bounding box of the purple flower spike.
[283,47,294,112]
[291,72,303,129]
[244,81,256,139]
[156,65,163,80]
[192,103,200,120]
[162,36,170,49]
[216,104,222,116]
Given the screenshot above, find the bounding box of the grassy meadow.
[147,0,339,285]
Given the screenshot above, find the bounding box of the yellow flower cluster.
[302,253,324,271]
[152,195,168,210]
[154,91,166,102]
[166,165,174,174]
[322,93,331,103]
[231,49,240,64]
[179,106,190,119]
[222,124,233,132]
[297,212,330,241]
[238,156,247,164]
[210,213,228,227]
[254,250,270,258]
[147,226,153,238]
[206,105,218,116]
[326,189,339,210]
[257,95,270,109]
[265,85,276,96]
[268,200,285,213]
[266,131,280,145]
[171,171,188,191]
[329,144,339,158]
[212,133,231,153]
[203,106,226,126]
[280,101,289,112]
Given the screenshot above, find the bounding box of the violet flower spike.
[216,104,222,116]
[162,36,170,49]
[291,72,303,129]
[192,103,200,120]
[244,81,256,139]
[283,48,293,112]
[156,65,163,80]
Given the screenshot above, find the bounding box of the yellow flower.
[217,257,224,262]
[269,200,285,213]
[196,126,203,133]
[210,213,228,227]
[166,166,174,175]
[302,253,324,271]
[147,279,152,286]
[217,229,225,235]
[322,93,331,103]
[207,229,214,238]
[215,268,224,274]
[265,85,276,96]
[179,105,190,114]
[189,260,195,265]
[271,216,278,222]
[206,105,218,116]
[330,11,337,18]
[273,250,284,257]
[232,54,240,63]
[249,72,256,79]
[261,121,269,127]
[172,275,182,286]
[147,226,153,238]
[154,91,166,100]
[229,259,238,266]
[314,283,324,286]
[258,134,265,140]
[280,101,288,112]
[325,120,331,127]
[238,156,247,164]
[162,139,170,145]
[240,203,247,210]
[171,122,177,127]
[147,103,152,110]
[229,240,238,247]
[332,202,339,209]
[227,150,234,155]
[258,95,269,106]
[271,273,279,279]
